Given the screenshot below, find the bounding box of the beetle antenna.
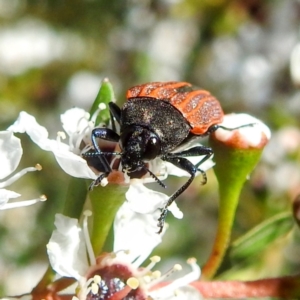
[82,151,121,157]
[143,166,167,189]
[217,122,256,131]
[208,123,256,135]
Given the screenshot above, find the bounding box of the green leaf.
[230,212,294,260]
[89,78,115,125]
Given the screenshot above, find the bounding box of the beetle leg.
[157,146,214,233]
[158,156,196,233]
[168,146,213,184]
[109,102,121,132]
[85,127,120,189]
[88,172,110,190]
[91,127,120,151]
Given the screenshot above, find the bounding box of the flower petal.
[47,214,89,280]
[60,107,90,136]
[52,147,97,179]
[114,201,163,266]
[8,111,96,179]
[126,180,168,214]
[0,131,22,179]
[8,111,50,150]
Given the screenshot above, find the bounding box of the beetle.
[84,81,229,233]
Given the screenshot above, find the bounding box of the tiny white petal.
[0,131,22,179]
[47,214,89,279]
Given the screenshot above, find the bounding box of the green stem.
[89,184,127,256]
[202,137,263,279]
[63,177,88,218]
[202,169,243,278]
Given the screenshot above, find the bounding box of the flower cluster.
[2,101,211,298]
[47,212,202,300]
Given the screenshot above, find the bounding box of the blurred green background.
[1,0,300,296]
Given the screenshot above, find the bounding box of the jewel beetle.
[84,81,234,233]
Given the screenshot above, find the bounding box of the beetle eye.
[144,135,161,160]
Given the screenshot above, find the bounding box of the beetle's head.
[120,125,161,173]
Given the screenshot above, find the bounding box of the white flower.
[47,213,202,300]
[47,214,89,280]
[8,109,97,180]
[113,196,164,267]
[0,130,46,210]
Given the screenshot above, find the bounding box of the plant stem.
[89,183,127,255]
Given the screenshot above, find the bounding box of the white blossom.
[47,213,202,300]
[0,130,45,210]
[8,110,97,180]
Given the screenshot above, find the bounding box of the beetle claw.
[89,173,109,191]
[157,208,168,234]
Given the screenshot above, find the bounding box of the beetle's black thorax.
[121,98,191,153]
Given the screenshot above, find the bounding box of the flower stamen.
[83,210,96,266]
[90,103,107,125]
[73,120,92,152]
[2,194,47,210]
[148,263,182,290]
[0,164,42,188]
[138,255,161,276]
[127,277,140,289]
[57,131,66,142]
[91,282,99,294]
[149,258,200,298]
